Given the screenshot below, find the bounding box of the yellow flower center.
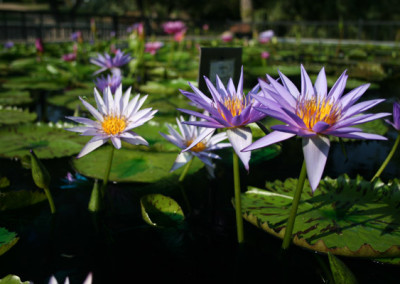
[217,95,247,120]
[297,96,341,130]
[101,115,127,135]
[186,139,206,152]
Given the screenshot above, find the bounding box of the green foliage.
[141,194,185,227]
[0,227,19,256]
[241,174,400,257]
[328,253,358,284]
[0,107,37,126]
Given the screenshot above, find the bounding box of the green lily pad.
[247,65,301,78]
[0,90,32,105]
[72,145,204,183]
[0,189,47,211]
[139,78,195,96]
[0,107,37,126]
[0,122,88,159]
[241,174,400,257]
[0,227,19,256]
[140,194,185,227]
[0,274,30,284]
[2,76,64,91]
[372,257,400,265]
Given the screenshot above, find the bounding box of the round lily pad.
[2,76,64,91]
[0,107,37,126]
[140,194,185,227]
[72,145,204,183]
[241,174,400,258]
[0,227,19,256]
[0,122,88,159]
[0,189,47,211]
[0,274,30,284]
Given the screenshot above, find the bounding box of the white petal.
[83,273,93,284]
[121,87,132,115]
[94,87,107,115]
[114,84,122,114]
[170,152,193,172]
[120,131,149,146]
[79,97,104,122]
[48,276,59,284]
[226,127,252,171]
[77,137,108,158]
[110,136,122,149]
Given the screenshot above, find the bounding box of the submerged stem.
[100,146,115,196]
[178,158,194,213]
[179,158,193,182]
[371,134,400,182]
[282,159,307,250]
[233,152,244,244]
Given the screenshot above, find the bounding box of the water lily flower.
[162,21,186,35]
[221,31,234,42]
[35,38,44,53]
[65,84,157,158]
[259,30,274,44]
[385,101,400,131]
[243,65,390,191]
[90,49,132,76]
[144,41,163,55]
[62,52,77,62]
[49,272,92,284]
[261,51,270,59]
[160,115,231,178]
[177,67,266,170]
[174,30,186,42]
[4,41,14,49]
[94,74,122,93]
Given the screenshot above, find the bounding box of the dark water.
[1,133,400,284]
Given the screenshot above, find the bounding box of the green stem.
[256,121,270,135]
[371,134,400,182]
[100,146,115,197]
[43,186,56,214]
[179,158,193,182]
[282,159,307,250]
[233,152,244,243]
[178,158,194,213]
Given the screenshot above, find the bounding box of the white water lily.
[66,84,157,158]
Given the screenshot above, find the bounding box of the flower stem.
[233,152,244,244]
[371,133,400,182]
[282,159,307,250]
[178,158,193,213]
[43,186,56,214]
[100,146,115,197]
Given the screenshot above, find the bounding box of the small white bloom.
[160,115,231,178]
[65,84,157,158]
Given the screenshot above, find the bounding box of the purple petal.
[333,132,387,140]
[170,152,193,172]
[301,65,314,98]
[314,67,327,99]
[339,84,370,112]
[342,99,385,119]
[312,121,330,133]
[327,70,348,101]
[237,66,244,95]
[226,127,252,171]
[242,131,296,152]
[183,128,215,152]
[302,135,330,192]
[266,74,297,109]
[278,69,300,98]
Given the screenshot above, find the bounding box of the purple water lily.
[94,74,122,93]
[177,67,266,170]
[243,65,390,191]
[90,49,132,76]
[385,101,400,131]
[65,84,157,158]
[160,115,231,178]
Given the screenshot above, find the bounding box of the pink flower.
[144,41,163,55]
[62,53,77,62]
[261,51,270,59]
[174,31,185,42]
[162,21,186,35]
[259,30,274,44]
[221,31,234,42]
[35,38,44,53]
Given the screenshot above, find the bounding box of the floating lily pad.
[2,76,64,91]
[139,78,195,96]
[0,90,32,105]
[72,145,204,183]
[140,194,185,227]
[0,107,37,126]
[0,274,30,284]
[0,189,47,211]
[0,227,19,256]
[0,123,87,159]
[247,65,301,78]
[241,174,400,257]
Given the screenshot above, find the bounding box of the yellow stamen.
[186,139,206,152]
[101,115,127,135]
[217,95,247,120]
[297,96,341,129]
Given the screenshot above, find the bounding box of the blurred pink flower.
[162,21,186,35]
[145,41,163,55]
[35,38,44,53]
[174,31,186,42]
[261,51,270,59]
[221,31,234,42]
[62,53,77,62]
[259,30,274,44]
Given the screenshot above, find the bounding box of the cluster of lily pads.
[1,21,400,283]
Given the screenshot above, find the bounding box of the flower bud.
[30,149,50,189]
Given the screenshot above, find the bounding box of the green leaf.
[241,174,400,257]
[72,145,204,183]
[0,107,37,126]
[0,189,47,211]
[328,253,358,284]
[0,227,19,256]
[0,90,32,106]
[0,123,88,159]
[0,274,29,284]
[140,194,185,227]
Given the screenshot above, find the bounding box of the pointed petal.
[79,97,104,122]
[314,67,327,98]
[242,131,296,152]
[94,87,107,115]
[278,69,300,98]
[328,70,347,101]
[170,152,193,172]
[226,127,252,171]
[77,137,108,158]
[183,128,215,152]
[237,66,244,95]
[312,121,330,133]
[301,65,314,98]
[302,136,330,192]
[110,136,121,149]
[120,131,149,146]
